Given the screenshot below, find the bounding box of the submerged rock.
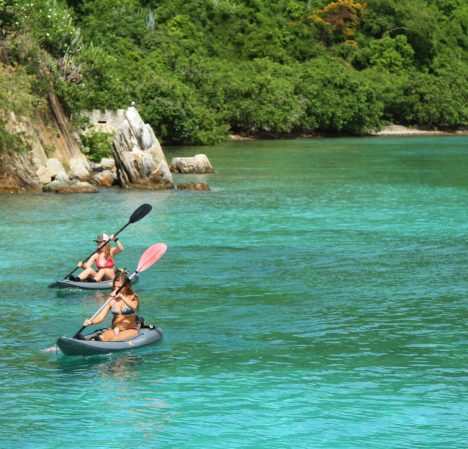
[176,182,211,191]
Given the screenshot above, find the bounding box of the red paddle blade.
[136,243,167,273]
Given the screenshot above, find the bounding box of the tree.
[308,0,366,45]
[297,58,383,134]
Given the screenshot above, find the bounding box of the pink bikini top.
[96,254,114,269]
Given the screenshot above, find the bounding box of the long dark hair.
[112,272,135,296]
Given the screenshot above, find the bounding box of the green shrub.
[80,131,113,162]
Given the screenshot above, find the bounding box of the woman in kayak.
[83,272,139,341]
[70,233,124,282]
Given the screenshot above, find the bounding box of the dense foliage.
[1,0,467,147]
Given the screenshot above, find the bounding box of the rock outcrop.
[0,92,93,192]
[0,151,41,193]
[112,107,173,189]
[0,101,182,194]
[170,154,214,174]
[69,155,93,181]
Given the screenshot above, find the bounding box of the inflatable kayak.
[51,272,139,290]
[56,326,163,356]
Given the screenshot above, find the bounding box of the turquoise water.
[0,136,467,449]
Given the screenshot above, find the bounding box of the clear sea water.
[0,136,466,449]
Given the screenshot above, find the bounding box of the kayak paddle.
[48,203,152,288]
[72,242,167,339]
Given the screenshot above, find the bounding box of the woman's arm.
[79,253,97,269]
[120,294,139,311]
[83,301,112,326]
[110,234,124,255]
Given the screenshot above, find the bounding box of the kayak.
[56,326,163,356]
[51,272,139,290]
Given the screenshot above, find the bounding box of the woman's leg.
[94,268,115,281]
[78,267,97,280]
[100,328,139,341]
[98,329,115,341]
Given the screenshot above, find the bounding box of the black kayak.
[57,326,163,356]
[51,272,139,290]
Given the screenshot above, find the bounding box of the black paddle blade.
[129,204,152,223]
[73,326,86,339]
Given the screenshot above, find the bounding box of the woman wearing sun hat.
[69,233,124,282]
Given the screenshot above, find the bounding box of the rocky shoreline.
[0,106,214,194]
[2,115,466,194]
[229,125,467,141]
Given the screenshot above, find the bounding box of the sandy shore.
[230,125,467,141]
[374,124,467,136]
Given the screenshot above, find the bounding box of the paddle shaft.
[73,271,137,339]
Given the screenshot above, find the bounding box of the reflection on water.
[55,353,141,379]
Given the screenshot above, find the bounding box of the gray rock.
[46,158,69,182]
[36,165,55,184]
[69,155,92,181]
[112,107,173,189]
[43,180,99,194]
[170,154,214,174]
[100,158,116,170]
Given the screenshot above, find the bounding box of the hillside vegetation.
[1,0,467,148]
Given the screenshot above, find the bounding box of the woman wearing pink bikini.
[71,233,124,282]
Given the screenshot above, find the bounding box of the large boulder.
[69,155,93,181]
[112,107,173,189]
[36,158,70,184]
[94,170,117,187]
[45,158,69,182]
[36,165,56,185]
[170,154,214,174]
